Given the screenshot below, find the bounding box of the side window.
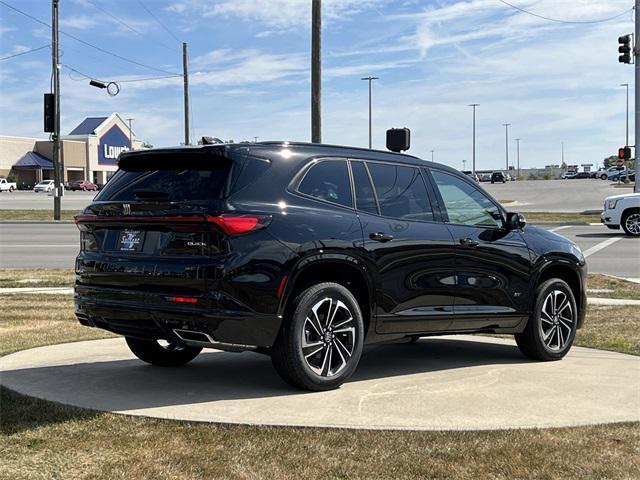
[431,170,503,227]
[351,161,378,214]
[367,163,434,221]
[298,160,353,207]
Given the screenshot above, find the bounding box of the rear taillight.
[206,215,270,235]
[167,296,199,304]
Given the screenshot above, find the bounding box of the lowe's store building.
[0,113,143,188]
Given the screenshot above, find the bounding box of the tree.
[603,155,618,168]
[141,142,153,149]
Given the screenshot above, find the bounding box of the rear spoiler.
[118,146,232,171]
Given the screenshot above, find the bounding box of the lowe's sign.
[98,125,130,165]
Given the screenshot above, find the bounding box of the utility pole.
[468,103,479,175]
[561,141,565,165]
[621,83,630,147]
[503,123,510,172]
[636,0,639,192]
[182,42,190,145]
[430,150,435,162]
[311,0,321,143]
[462,159,467,170]
[361,76,379,149]
[515,138,521,180]
[253,136,259,143]
[126,118,134,149]
[51,0,61,220]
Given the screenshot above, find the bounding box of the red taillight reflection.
[206,215,263,235]
[168,296,199,304]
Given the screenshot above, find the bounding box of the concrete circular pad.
[2,336,638,430]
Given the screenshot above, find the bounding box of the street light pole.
[430,150,435,162]
[51,0,61,220]
[621,83,629,147]
[361,76,379,149]
[503,123,510,172]
[468,104,479,175]
[635,0,639,192]
[311,0,322,143]
[515,138,520,180]
[182,42,190,145]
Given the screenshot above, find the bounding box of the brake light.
[206,215,269,235]
[167,296,199,304]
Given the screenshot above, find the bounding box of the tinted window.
[351,161,378,214]
[367,163,433,221]
[298,160,352,207]
[97,168,230,202]
[431,171,502,227]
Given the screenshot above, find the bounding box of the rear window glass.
[298,160,352,207]
[96,151,231,203]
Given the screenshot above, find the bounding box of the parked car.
[597,166,621,180]
[479,173,492,182]
[462,170,480,183]
[33,179,55,192]
[0,178,17,192]
[601,192,640,236]
[74,142,587,391]
[607,169,635,182]
[66,179,99,191]
[563,172,591,180]
[490,171,505,183]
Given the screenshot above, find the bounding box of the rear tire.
[621,209,640,236]
[271,282,364,391]
[515,278,577,361]
[125,337,202,366]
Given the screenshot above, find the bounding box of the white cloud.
[61,15,98,30]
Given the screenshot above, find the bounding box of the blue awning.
[13,151,54,170]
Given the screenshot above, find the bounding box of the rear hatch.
[75,146,270,296]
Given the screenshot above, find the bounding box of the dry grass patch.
[0,209,78,221]
[0,269,74,289]
[0,294,113,356]
[576,305,640,355]
[587,273,640,300]
[524,212,601,224]
[1,387,638,480]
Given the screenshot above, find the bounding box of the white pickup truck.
[0,178,17,192]
[601,192,640,236]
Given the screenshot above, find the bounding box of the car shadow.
[1,337,531,421]
[575,232,621,238]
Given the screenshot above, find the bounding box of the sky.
[0,0,635,170]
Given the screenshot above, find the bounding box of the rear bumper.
[74,284,282,348]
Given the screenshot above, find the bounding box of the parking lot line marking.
[549,226,572,232]
[582,237,623,258]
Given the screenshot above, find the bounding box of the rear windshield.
[96,150,231,203]
[95,148,270,203]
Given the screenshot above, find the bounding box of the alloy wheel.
[624,213,640,235]
[302,297,356,377]
[539,290,574,351]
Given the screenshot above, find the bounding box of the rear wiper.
[132,189,170,200]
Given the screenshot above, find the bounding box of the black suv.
[75,142,587,391]
[491,171,506,183]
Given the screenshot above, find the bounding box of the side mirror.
[507,212,526,230]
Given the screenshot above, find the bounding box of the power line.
[0,44,49,61]
[85,0,177,52]
[0,0,180,75]
[137,0,182,44]
[497,0,634,25]
[62,63,181,84]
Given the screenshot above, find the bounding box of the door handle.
[369,232,394,242]
[459,237,479,247]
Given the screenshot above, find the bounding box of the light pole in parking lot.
[361,76,379,149]
[503,123,510,172]
[430,150,435,162]
[515,138,521,180]
[620,83,629,147]
[468,103,479,175]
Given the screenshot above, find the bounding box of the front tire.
[271,282,364,391]
[515,279,577,361]
[621,209,640,236]
[125,337,202,366]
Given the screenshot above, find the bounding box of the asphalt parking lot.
[1,222,637,279]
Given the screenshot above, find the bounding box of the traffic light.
[43,93,54,133]
[619,34,633,64]
[618,146,631,159]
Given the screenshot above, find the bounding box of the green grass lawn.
[1,270,639,479]
[0,209,78,221]
[523,211,601,224]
